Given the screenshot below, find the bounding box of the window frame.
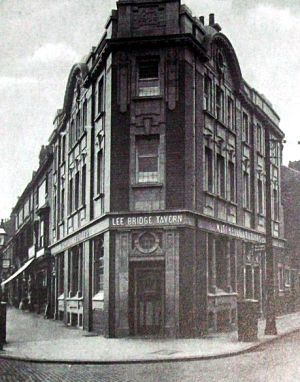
[216,85,224,122]
[137,58,160,97]
[216,153,225,198]
[136,135,160,184]
[205,146,214,193]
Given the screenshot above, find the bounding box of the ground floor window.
[92,235,104,298]
[68,244,83,297]
[57,252,64,296]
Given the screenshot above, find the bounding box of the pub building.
[7,0,285,338]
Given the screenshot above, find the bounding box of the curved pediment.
[205,32,243,93]
[62,62,88,119]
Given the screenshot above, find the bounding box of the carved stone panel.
[132,5,166,34]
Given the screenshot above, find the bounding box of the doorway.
[129,262,164,336]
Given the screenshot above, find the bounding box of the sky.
[0,0,299,218]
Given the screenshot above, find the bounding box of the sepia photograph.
[0,0,300,380]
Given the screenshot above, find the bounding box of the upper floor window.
[60,134,66,164]
[278,265,284,291]
[257,178,263,214]
[74,171,80,210]
[60,187,65,221]
[256,124,264,154]
[136,135,159,183]
[216,86,224,121]
[39,220,44,248]
[97,78,104,115]
[138,59,160,97]
[81,165,86,206]
[243,171,251,209]
[96,150,104,195]
[68,178,73,214]
[69,120,75,149]
[75,110,81,140]
[204,75,213,113]
[83,100,88,127]
[205,146,213,193]
[227,97,234,130]
[273,188,279,221]
[216,154,225,197]
[242,112,250,144]
[228,160,235,202]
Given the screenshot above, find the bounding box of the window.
[68,178,73,214]
[60,135,66,164]
[216,154,225,197]
[75,110,81,140]
[83,100,87,127]
[216,86,224,121]
[93,236,104,296]
[256,124,264,153]
[138,60,160,97]
[97,150,103,195]
[227,97,234,129]
[74,171,80,210]
[257,179,263,214]
[53,188,57,226]
[39,220,44,248]
[204,75,212,113]
[97,78,104,114]
[278,265,284,291]
[38,180,46,209]
[69,120,75,149]
[243,171,251,209]
[242,112,250,144]
[228,161,235,202]
[285,268,291,287]
[81,165,86,206]
[136,135,159,183]
[273,188,279,220]
[60,188,65,221]
[58,253,64,296]
[205,146,213,192]
[68,245,83,297]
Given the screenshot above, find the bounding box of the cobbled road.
[1,330,300,382]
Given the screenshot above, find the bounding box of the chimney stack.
[209,13,215,26]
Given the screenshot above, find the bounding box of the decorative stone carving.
[132,6,165,30]
[131,231,163,257]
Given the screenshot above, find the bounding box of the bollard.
[0,302,7,350]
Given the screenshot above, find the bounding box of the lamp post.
[264,127,279,335]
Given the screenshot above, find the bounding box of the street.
[1,330,300,382]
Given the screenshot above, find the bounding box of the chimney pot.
[209,13,215,26]
[199,16,205,25]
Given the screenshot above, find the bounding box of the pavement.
[1,306,300,364]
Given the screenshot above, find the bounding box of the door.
[134,266,164,336]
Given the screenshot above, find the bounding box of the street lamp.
[264,131,285,335]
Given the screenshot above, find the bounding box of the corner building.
[49,0,285,338]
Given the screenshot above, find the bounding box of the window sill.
[131,182,163,189]
[67,205,86,219]
[242,140,251,148]
[243,207,253,213]
[132,95,163,101]
[203,109,215,119]
[68,131,87,154]
[94,111,105,122]
[92,291,104,301]
[204,190,215,197]
[94,193,104,201]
